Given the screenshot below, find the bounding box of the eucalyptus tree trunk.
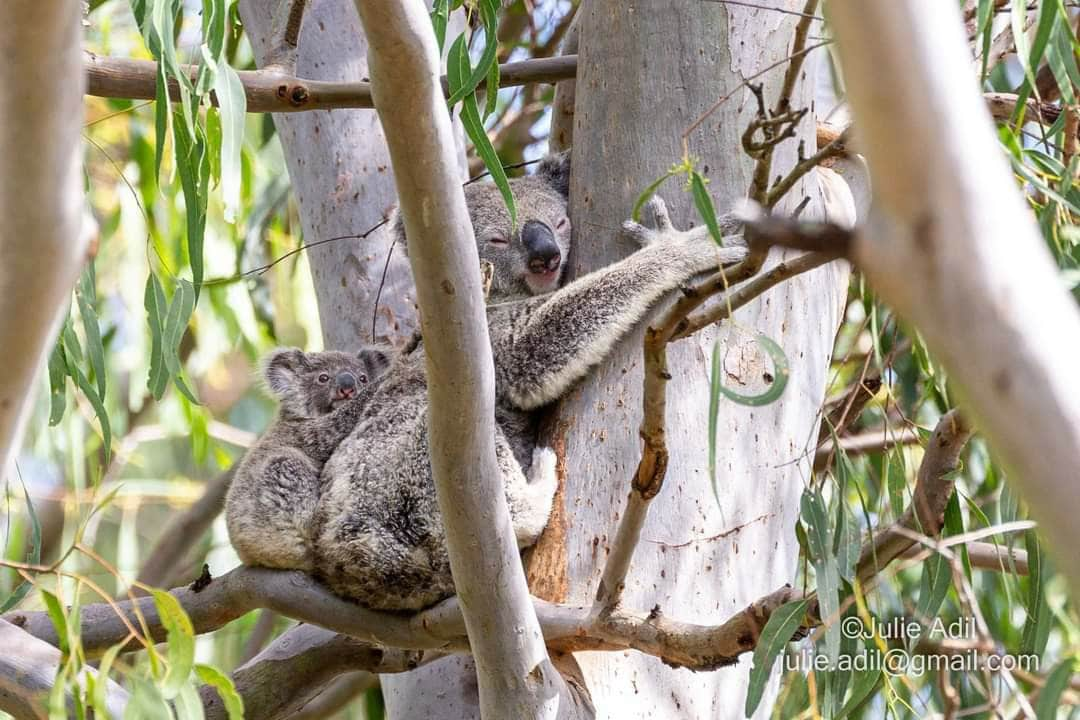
[239,0,465,349]
[384,1,849,718]
[529,2,847,717]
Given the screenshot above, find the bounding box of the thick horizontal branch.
[202,624,415,720]
[0,619,128,720]
[4,566,460,656]
[86,51,1043,132]
[84,51,576,113]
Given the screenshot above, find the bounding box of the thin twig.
[674,251,835,338]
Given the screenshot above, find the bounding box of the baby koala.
[226,346,392,572]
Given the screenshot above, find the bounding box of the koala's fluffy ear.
[536,150,570,198]
[264,348,308,396]
[357,344,393,378]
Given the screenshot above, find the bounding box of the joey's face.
[265,347,391,419]
[466,175,571,302]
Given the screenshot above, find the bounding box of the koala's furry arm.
[492,199,744,410]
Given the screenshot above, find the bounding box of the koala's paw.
[621,195,744,258]
[620,195,676,248]
[527,446,558,497]
[514,446,558,548]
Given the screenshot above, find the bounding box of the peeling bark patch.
[440,279,456,295]
[524,418,571,602]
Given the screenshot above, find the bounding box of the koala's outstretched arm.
[497,198,744,410]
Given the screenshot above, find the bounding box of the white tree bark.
[0,1,87,481]
[350,0,570,716]
[239,0,421,349]
[828,0,1080,591]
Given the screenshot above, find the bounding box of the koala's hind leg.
[226,449,321,572]
[502,443,558,548]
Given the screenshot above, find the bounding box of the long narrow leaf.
[209,57,246,224]
[690,171,726,246]
[47,340,67,426]
[445,0,500,107]
[76,263,107,400]
[0,478,42,613]
[744,598,809,717]
[151,589,196,700]
[451,38,516,226]
[195,664,244,720]
[145,274,169,398]
[632,169,680,222]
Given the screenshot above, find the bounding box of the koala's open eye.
[358,373,368,384]
[317,373,330,384]
[555,216,569,231]
[483,233,509,246]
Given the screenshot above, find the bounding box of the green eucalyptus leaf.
[0,479,42,613]
[145,274,169,399]
[690,171,725,246]
[1036,658,1078,720]
[450,37,516,227]
[209,59,246,224]
[744,598,809,717]
[631,169,679,222]
[151,588,196,700]
[76,263,107,400]
[47,339,68,426]
[195,664,244,720]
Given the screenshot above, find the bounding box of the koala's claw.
[641,195,674,232]
[620,219,656,248]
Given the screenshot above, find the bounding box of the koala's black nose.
[335,372,357,398]
[521,220,561,273]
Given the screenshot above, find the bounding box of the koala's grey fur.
[311,152,747,611]
[225,346,392,572]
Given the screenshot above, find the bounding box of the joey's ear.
[264,349,307,396]
[357,344,393,378]
[536,150,570,198]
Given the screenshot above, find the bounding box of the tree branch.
[4,566,463,656]
[84,51,576,113]
[349,1,560,716]
[293,671,377,720]
[813,425,921,471]
[201,624,417,720]
[0,619,128,720]
[853,410,973,586]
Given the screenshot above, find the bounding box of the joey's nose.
[522,220,561,274]
[336,373,357,398]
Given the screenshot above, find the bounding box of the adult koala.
[313,152,746,610]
